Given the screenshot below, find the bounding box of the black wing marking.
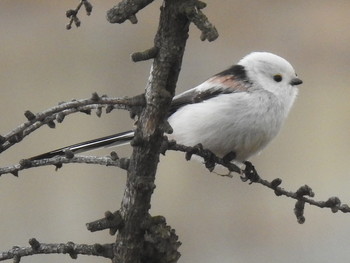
[168,65,250,116]
[215,64,248,80]
[168,87,234,116]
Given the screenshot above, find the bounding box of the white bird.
[29,52,302,163]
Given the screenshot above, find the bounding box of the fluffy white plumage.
[29,52,302,162]
[168,52,301,161]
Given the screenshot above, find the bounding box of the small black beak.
[290,77,303,86]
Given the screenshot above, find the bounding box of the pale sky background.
[1,1,350,263]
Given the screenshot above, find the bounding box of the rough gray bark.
[113,1,191,262]
[106,1,218,262]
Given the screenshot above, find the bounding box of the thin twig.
[0,155,130,177]
[86,210,124,235]
[161,138,350,223]
[0,93,145,154]
[180,0,218,41]
[66,0,93,29]
[0,239,114,261]
[106,0,155,24]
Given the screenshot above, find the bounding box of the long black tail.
[29,130,135,160]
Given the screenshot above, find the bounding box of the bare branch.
[162,138,350,223]
[180,0,218,41]
[161,138,241,173]
[0,239,114,261]
[86,210,124,235]
[0,93,145,154]
[131,46,159,62]
[0,155,130,177]
[0,217,181,262]
[106,0,155,24]
[66,0,93,29]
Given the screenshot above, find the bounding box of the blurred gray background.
[1,1,350,263]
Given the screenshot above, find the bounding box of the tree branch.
[0,239,114,261]
[180,0,218,41]
[86,210,124,235]
[161,138,350,223]
[66,0,93,29]
[0,93,145,154]
[106,0,155,24]
[0,154,130,177]
[131,47,159,62]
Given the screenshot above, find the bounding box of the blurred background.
[1,1,350,262]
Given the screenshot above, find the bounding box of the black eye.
[273,74,283,82]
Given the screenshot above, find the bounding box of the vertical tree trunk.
[113,1,190,262]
